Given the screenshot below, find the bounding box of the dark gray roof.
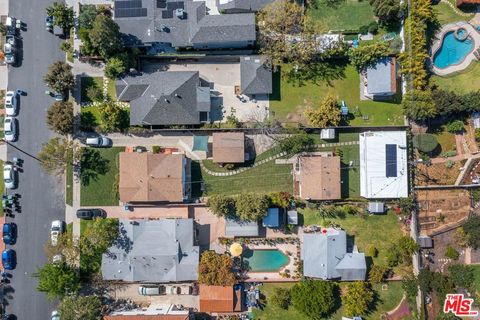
[114,0,255,47]
[218,0,275,12]
[101,219,199,282]
[225,218,259,237]
[240,56,272,95]
[116,71,211,125]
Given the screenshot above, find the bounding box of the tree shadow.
[80,148,110,186]
[79,111,98,132]
[284,60,347,87]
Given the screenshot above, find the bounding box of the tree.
[235,193,269,221]
[342,282,374,317]
[370,0,401,26]
[461,214,480,249]
[89,15,123,59]
[46,101,74,135]
[446,120,464,133]
[402,274,418,306]
[99,101,129,132]
[304,94,341,127]
[86,85,103,102]
[78,4,98,29]
[59,295,102,320]
[278,131,315,156]
[402,90,437,121]
[207,195,235,218]
[105,54,128,79]
[448,264,474,290]
[444,246,460,260]
[396,197,416,215]
[366,244,378,258]
[269,192,292,208]
[413,133,439,153]
[432,89,464,117]
[453,227,469,248]
[270,287,290,310]
[46,2,74,31]
[397,236,419,260]
[348,42,390,71]
[198,251,236,286]
[38,137,78,176]
[44,61,75,93]
[35,262,81,300]
[291,280,337,320]
[79,148,110,186]
[369,265,388,283]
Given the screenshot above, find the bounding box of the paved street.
[6,0,66,318]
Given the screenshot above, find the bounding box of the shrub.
[291,280,337,319]
[446,120,464,133]
[441,150,457,158]
[475,129,480,142]
[224,163,235,170]
[369,265,388,283]
[444,246,459,260]
[445,160,454,168]
[368,21,379,34]
[366,244,378,258]
[60,41,72,53]
[413,133,438,153]
[270,287,290,309]
[86,85,103,102]
[152,146,161,154]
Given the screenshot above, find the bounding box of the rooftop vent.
[175,8,184,18]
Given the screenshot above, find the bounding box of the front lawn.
[80,76,116,103]
[300,209,403,266]
[270,64,403,126]
[80,147,123,206]
[431,62,480,94]
[307,0,376,31]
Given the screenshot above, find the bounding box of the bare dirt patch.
[415,161,465,186]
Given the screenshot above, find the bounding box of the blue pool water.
[243,249,289,272]
[433,31,474,69]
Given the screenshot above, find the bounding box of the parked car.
[4,117,17,142]
[3,42,14,65]
[4,91,18,116]
[2,249,15,270]
[3,164,16,190]
[138,285,166,296]
[179,284,193,295]
[45,16,53,32]
[50,220,64,246]
[51,310,60,320]
[2,223,17,245]
[53,92,65,101]
[76,208,106,220]
[85,136,112,148]
[52,254,63,264]
[166,285,181,295]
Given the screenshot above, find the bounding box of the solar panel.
[162,10,174,18]
[116,0,142,8]
[115,7,147,17]
[157,0,167,8]
[166,1,184,10]
[385,144,397,178]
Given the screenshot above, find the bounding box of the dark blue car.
[2,223,16,245]
[2,249,16,270]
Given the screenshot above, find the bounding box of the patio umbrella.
[230,242,243,257]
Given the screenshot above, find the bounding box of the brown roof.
[199,285,242,313]
[294,155,341,200]
[119,152,186,203]
[212,132,245,163]
[105,315,189,320]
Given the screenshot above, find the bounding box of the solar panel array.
[157,0,167,8]
[385,144,397,178]
[115,0,148,17]
[161,1,184,19]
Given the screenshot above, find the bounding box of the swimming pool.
[433,30,474,69]
[243,249,289,272]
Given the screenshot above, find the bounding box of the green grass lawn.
[252,281,404,320]
[80,147,123,206]
[270,64,403,126]
[432,62,480,94]
[80,105,102,128]
[107,79,116,100]
[66,162,73,206]
[81,77,104,103]
[434,0,474,25]
[471,265,480,292]
[300,210,403,266]
[307,0,375,31]
[427,124,456,156]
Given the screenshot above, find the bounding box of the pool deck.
[431,21,480,76]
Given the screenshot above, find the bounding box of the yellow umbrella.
[230,242,243,257]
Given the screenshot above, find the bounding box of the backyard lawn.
[252,281,405,320]
[80,147,123,206]
[432,62,480,94]
[270,64,403,126]
[300,209,404,266]
[433,0,474,25]
[307,0,375,31]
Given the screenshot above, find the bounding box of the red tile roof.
[199,285,241,313]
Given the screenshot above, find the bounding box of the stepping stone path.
[201,140,359,176]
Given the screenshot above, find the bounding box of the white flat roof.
[359,131,408,199]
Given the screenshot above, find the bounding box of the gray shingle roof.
[366,57,395,95]
[240,56,272,95]
[218,0,275,12]
[114,0,255,48]
[116,71,211,125]
[102,219,199,282]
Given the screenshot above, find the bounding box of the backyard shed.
[418,235,433,248]
[320,128,335,140]
[263,208,281,228]
[225,219,259,237]
[473,113,480,129]
[287,210,298,225]
[364,57,397,100]
[368,202,385,214]
[212,132,245,164]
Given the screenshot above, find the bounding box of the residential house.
[301,228,366,281]
[240,56,273,96]
[363,57,398,100]
[119,152,190,203]
[113,0,255,50]
[199,285,243,314]
[359,131,408,199]
[217,0,275,13]
[293,153,341,200]
[212,132,245,164]
[102,218,199,282]
[116,71,211,126]
[225,218,259,237]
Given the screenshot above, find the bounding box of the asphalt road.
[5,0,66,318]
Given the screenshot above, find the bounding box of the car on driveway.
[138,285,166,296]
[76,208,106,220]
[45,16,53,32]
[4,91,18,116]
[166,285,181,295]
[50,220,64,246]
[2,249,16,270]
[3,164,17,190]
[51,310,60,320]
[4,117,17,142]
[2,223,17,245]
[86,136,112,147]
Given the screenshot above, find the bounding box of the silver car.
[86,136,111,147]
[138,285,166,296]
[4,117,17,142]
[3,164,16,190]
[4,91,18,116]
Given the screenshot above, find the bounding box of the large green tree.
[99,101,129,132]
[278,131,315,156]
[342,282,374,317]
[38,137,78,176]
[59,295,102,320]
[348,42,390,71]
[44,61,75,93]
[78,4,98,29]
[198,251,236,286]
[291,280,337,319]
[46,101,74,135]
[207,195,235,218]
[89,15,123,59]
[461,214,480,249]
[448,264,474,290]
[402,90,437,121]
[104,53,129,79]
[35,262,81,300]
[370,0,401,26]
[304,93,341,127]
[46,2,74,31]
[235,193,269,221]
[270,287,291,310]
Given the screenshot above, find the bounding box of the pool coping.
[243,248,290,273]
[430,21,480,76]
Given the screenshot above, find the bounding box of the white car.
[4,117,17,142]
[3,164,16,190]
[51,310,60,320]
[52,254,63,263]
[50,220,64,246]
[4,91,18,116]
